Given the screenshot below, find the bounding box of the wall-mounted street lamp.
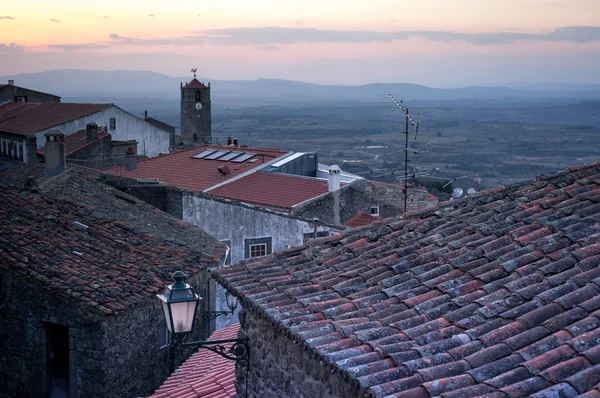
[157,271,249,363]
[203,290,238,323]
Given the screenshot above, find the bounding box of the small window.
[195,90,201,101]
[244,237,272,259]
[370,205,380,216]
[109,118,116,131]
[158,319,171,348]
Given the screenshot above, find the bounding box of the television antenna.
[388,94,420,213]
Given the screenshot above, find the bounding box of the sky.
[1,0,600,86]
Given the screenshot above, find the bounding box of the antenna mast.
[389,94,419,213]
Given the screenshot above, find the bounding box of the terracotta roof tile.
[344,211,380,228]
[184,79,208,89]
[0,164,226,316]
[103,145,288,193]
[148,323,240,398]
[38,127,110,157]
[0,102,112,135]
[207,171,329,211]
[214,161,600,397]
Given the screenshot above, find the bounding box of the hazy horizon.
[2,0,600,86]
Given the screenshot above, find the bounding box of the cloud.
[198,25,600,46]
[49,18,61,23]
[103,16,110,19]
[256,45,280,51]
[0,16,15,20]
[109,33,206,46]
[148,14,155,17]
[0,43,24,53]
[47,43,111,52]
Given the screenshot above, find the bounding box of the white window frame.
[249,243,267,258]
[370,205,380,216]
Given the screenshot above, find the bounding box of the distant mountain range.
[2,69,600,102]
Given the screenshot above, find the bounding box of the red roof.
[0,102,111,135]
[185,79,209,89]
[0,164,226,316]
[37,127,109,157]
[102,145,288,193]
[208,172,329,211]
[149,323,240,398]
[343,211,379,228]
[215,161,600,397]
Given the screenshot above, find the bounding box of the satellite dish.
[467,188,476,195]
[452,188,464,199]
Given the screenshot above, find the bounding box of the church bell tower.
[180,68,212,144]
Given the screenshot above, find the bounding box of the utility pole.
[389,95,419,213]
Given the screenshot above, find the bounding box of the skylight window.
[204,150,230,160]
[230,153,256,163]
[218,151,243,161]
[191,149,216,159]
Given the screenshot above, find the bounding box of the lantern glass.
[157,271,201,335]
[225,291,238,313]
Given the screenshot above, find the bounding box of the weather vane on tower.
[191,68,197,78]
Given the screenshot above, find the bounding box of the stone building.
[0,101,171,163]
[180,75,211,144]
[36,123,138,169]
[0,80,61,104]
[214,161,600,398]
[0,156,227,397]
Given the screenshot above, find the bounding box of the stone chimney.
[227,137,232,146]
[124,147,137,170]
[233,138,239,146]
[328,165,341,192]
[44,131,66,176]
[8,80,14,86]
[86,123,98,142]
[25,135,38,164]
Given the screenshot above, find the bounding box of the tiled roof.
[185,79,209,89]
[207,172,329,211]
[149,323,240,398]
[0,164,227,316]
[344,211,380,228]
[215,161,600,398]
[0,102,111,135]
[102,145,288,193]
[37,127,109,157]
[143,117,175,133]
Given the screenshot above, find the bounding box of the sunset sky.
[2,0,600,86]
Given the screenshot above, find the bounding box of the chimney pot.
[144,110,148,118]
[233,138,238,146]
[328,165,341,192]
[8,80,14,86]
[86,123,98,142]
[44,130,67,176]
[227,137,232,146]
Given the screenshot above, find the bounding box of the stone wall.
[236,309,361,398]
[66,134,113,169]
[293,180,370,225]
[0,268,103,397]
[0,261,209,398]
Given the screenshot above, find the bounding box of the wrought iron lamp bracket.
[181,338,250,362]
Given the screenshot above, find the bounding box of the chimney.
[124,147,137,170]
[328,165,341,192]
[8,80,14,86]
[44,131,66,176]
[25,135,38,164]
[86,123,98,142]
[144,110,148,118]
[233,138,238,146]
[227,137,232,146]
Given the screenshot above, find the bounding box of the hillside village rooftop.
[214,161,600,398]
